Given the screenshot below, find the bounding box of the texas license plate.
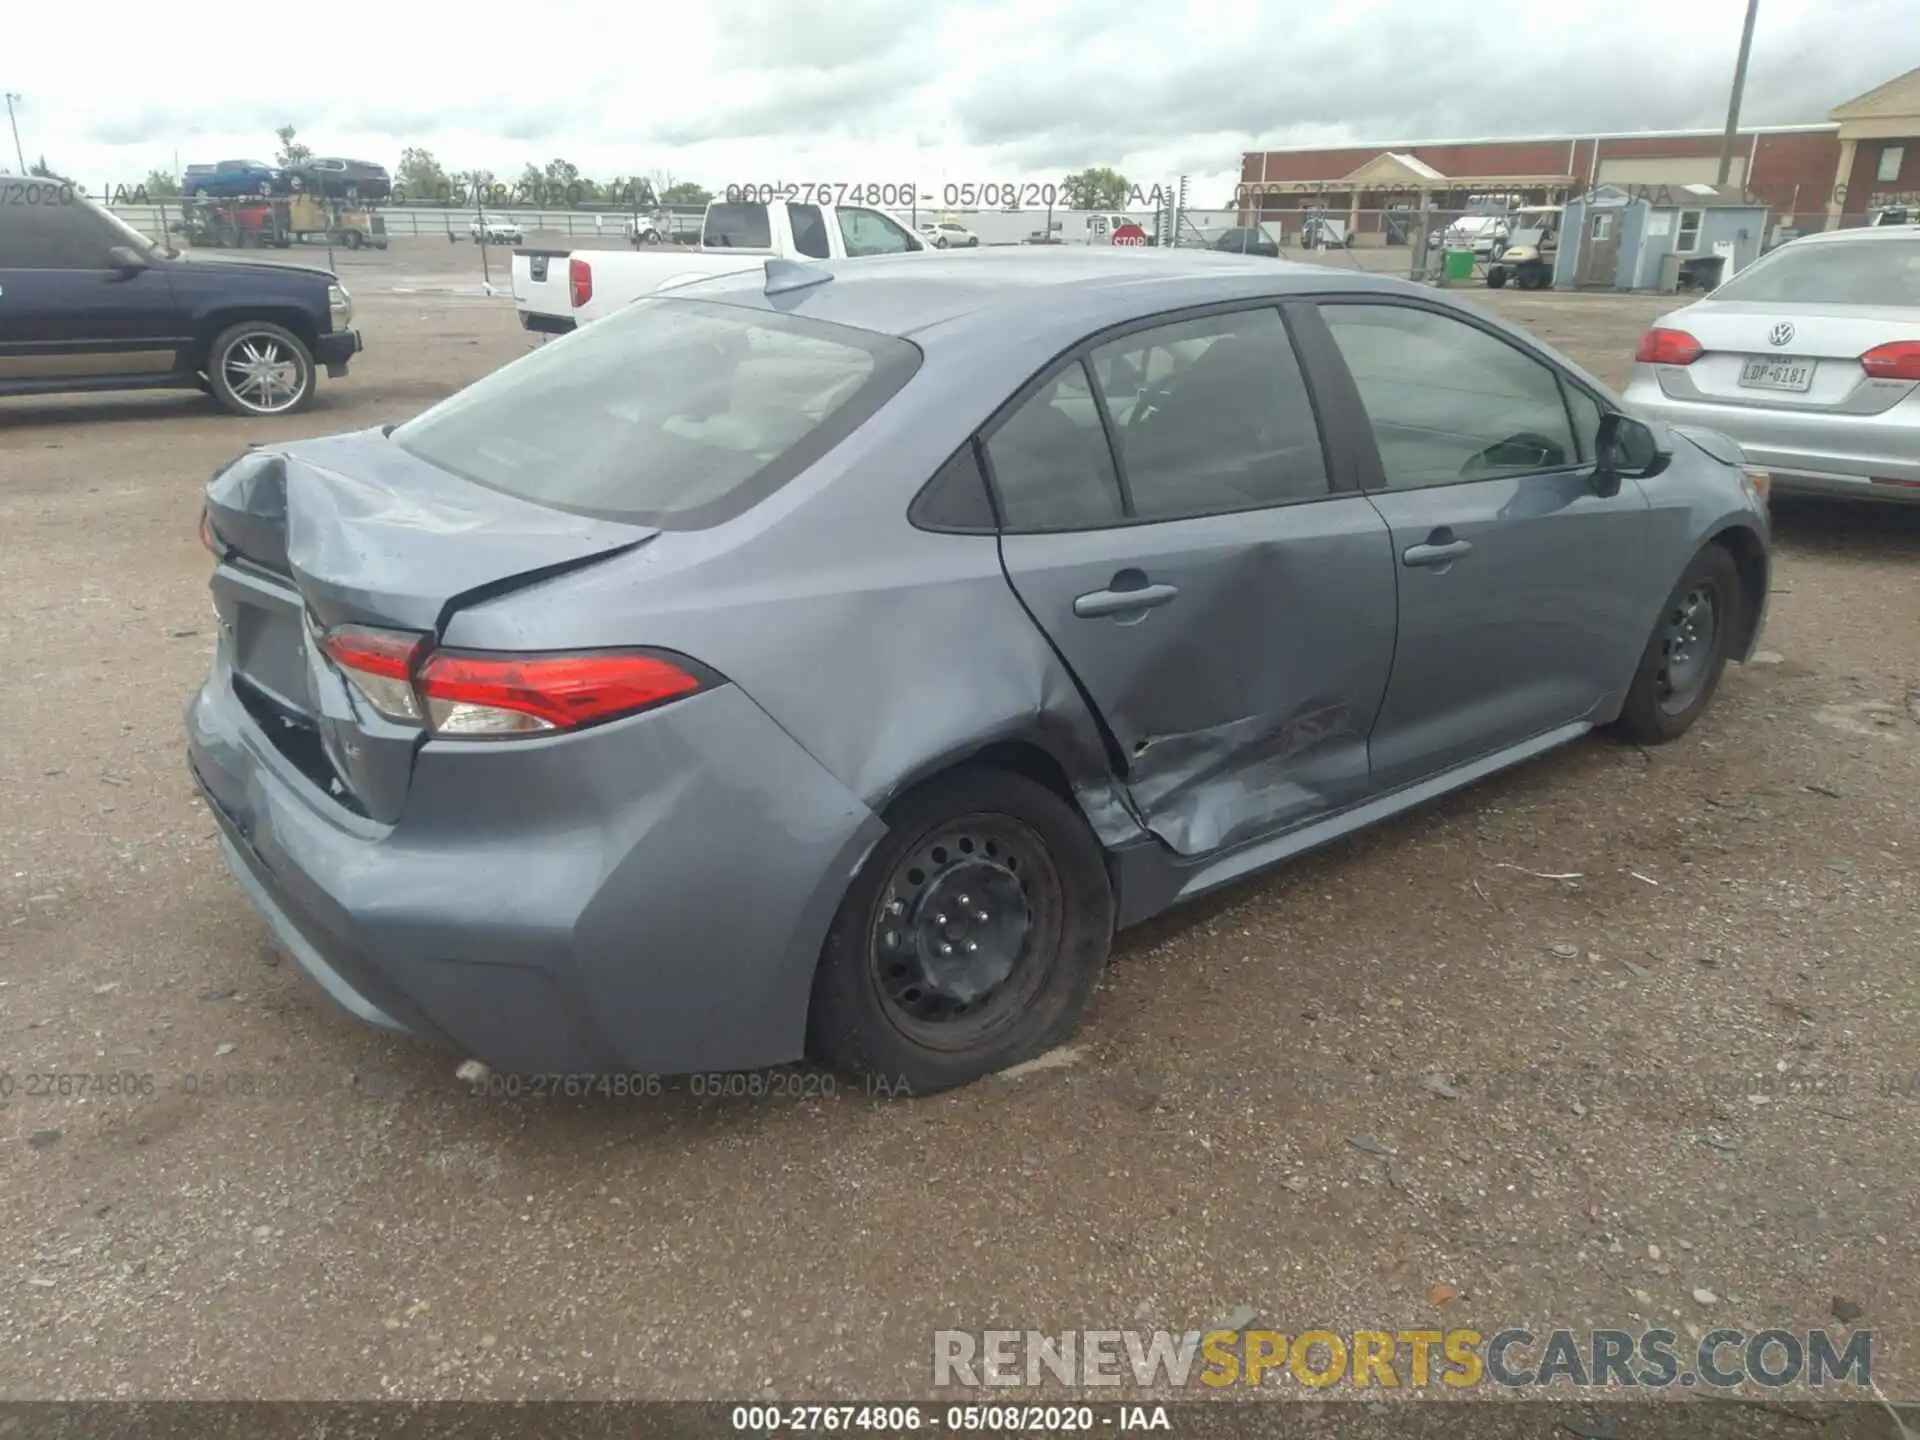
[1738,357,1814,392]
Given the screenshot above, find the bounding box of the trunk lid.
[1664,300,1919,412]
[204,429,653,822]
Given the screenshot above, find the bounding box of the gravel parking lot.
[2,238,1916,1403]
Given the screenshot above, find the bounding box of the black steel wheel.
[809,767,1113,1093]
[1616,543,1742,743]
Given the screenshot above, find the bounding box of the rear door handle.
[1073,581,1180,619]
[1402,539,1473,568]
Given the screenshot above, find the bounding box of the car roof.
[675,249,1419,350]
[1780,224,1920,247]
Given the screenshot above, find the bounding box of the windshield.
[393,297,920,528]
[1712,236,1920,306]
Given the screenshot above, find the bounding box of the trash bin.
[1442,248,1475,285]
[1656,252,1683,294]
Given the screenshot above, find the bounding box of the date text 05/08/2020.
[723,182,1176,209]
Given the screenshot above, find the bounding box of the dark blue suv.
[0,183,362,416]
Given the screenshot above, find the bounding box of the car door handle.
[1402,539,1473,568]
[1073,580,1180,618]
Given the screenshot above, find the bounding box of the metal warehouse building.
[1237,64,1920,243]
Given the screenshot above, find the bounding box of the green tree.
[274,126,312,167]
[660,180,711,207]
[143,167,182,198]
[605,175,657,210]
[395,146,450,204]
[1061,166,1132,210]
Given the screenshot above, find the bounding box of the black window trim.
[1303,291,1613,494]
[971,295,1352,536]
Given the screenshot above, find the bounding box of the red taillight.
[569,256,593,309]
[416,650,707,737]
[320,625,431,723]
[1635,328,1702,366]
[199,507,221,556]
[1859,341,1920,381]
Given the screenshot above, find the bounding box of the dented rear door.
[988,305,1399,857]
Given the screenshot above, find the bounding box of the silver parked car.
[187,250,1771,1092]
[1623,226,1920,503]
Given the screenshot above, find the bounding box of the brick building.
[1237,65,1920,243]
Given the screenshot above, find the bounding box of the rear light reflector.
[320,625,431,723]
[569,256,593,309]
[199,506,223,557]
[1740,467,1770,507]
[1635,328,1702,366]
[1859,341,1920,381]
[416,650,707,737]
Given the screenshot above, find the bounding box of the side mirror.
[1593,411,1664,494]
[107,245,150,275]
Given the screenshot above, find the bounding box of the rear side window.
[392,298,920,529]
[984,363,1125,530]
[1711,237,1920,305]
[787,203,831,259]
[702,203,772,248]
[1088,308,1330,518]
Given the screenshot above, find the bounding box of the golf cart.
[1485,206,1562,290]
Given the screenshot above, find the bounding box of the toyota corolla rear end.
[1621,231,1920,503]
[185,296,918,1074]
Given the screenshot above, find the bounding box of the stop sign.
[1111,222,1149,246]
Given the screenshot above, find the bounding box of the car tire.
[935,236,948,248]
[808,766,1114,1094]
[1614,543,1742,745]
[343,229,363,250]
[205,321,316,417]
[256,181,272,197]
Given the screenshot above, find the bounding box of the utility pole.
[1715,0,1761,186]
[4,93,25,174]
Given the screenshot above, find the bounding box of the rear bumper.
[1625,377,1920,502]
[519,311,576,336]
[185,646,884,1075]
[313,330,362,377]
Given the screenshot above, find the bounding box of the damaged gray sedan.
[187,249,1772,1092]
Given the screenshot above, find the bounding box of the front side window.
[1089,308,1330,519]
[1320,303,1579,490]
[0,194,127,268]
[393,298,919,528]
[838,207,917,256]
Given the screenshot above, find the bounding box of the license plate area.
[1738,356,1815,392]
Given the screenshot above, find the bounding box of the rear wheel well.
[1710,525,1767,658]
[880,740,1083,823]
[196,309,318,364]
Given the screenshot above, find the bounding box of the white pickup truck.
[513,197,931,334]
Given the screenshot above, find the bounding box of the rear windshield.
[1712,236,1920,306]
[392,299,919,528]
[702,203,773,248]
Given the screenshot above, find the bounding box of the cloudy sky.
[7,0,1915,206]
